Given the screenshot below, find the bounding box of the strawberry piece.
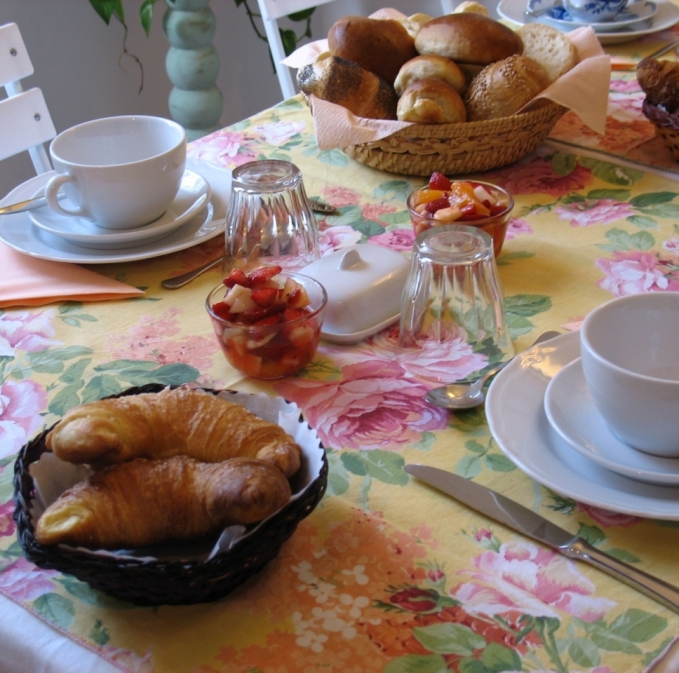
[424,197,451,214]
[252,314,284,327]
[251,286,278,308]
[223,268,249,288]
[247,265,282,286]
[428,171,452,191]
[460,204,485,221]
[283,307,311,322]
[240,302,286,323]
[212,301,234,321]
[489,203,508,216]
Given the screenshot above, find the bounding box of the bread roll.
[465,55,550,121]
[35,456,292,549]
[415,14,523,66]
[45,386,302,477]
[397,13,434,38]
[327,16,417,85]
[454,1,490,15]
[397,78,467,123]
[395,55,467,96]
[637,58,679,113]
[297,55,398,120]
[518,24,579,83]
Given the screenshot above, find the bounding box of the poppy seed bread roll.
[397,78,467,123]
[415,14,523,67]
[327,16,417,85]
[297,55,398,120]
[465,55,550,121]
[637,58,679,113]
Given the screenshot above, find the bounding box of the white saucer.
[525,0,657,31]
[0,173,223,264]
[486,331,679,519]
[28,169,210,250]
[544,358,679,485]
[499,0,679,44]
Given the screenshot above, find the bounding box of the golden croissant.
[35,455,292,549]
[45,387,301,477]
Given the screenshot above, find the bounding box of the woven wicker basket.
[642,98,679,161]
[342,102,567,176]
[13,384,328,606]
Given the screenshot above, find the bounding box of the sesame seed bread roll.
[395,55,467,96]
[454,1,490,15]
[465,54,550,121]
[415,13,523,67]
[397,78,468,123]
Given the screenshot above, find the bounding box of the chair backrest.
[258,0,458,100]
[0,23,56,175]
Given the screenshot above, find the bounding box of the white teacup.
[563,0,628,22]
[580,293,679,457]
[45,115,186,230]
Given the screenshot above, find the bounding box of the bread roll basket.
[13,384,328,606]
[342,101,567,177]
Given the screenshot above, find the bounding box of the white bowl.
[580,292,679,457]
[300,244,410,343]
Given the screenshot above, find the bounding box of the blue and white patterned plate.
[525,0,657,31]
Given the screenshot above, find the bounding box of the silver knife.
[0,192,66,215]
[404,463,679,614]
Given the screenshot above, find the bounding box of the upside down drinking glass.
[398,224,513,383]
[223,160,320,273]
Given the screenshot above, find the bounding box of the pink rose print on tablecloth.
[322,185,361,208]
[0,380,48,460]
[453,540,616,622]
[555,199,634,227]
[365,324,489,383]
[186,129,257,168]
[369,228,416,251]
[275,359,448,450]
[505,217,533,240]
[597,251,679,296]
[0,500,15,538]
[0,310,60,357]
[253,120,305,145]
[577,503,643,528]
[105,308,219,386]
[487,157,594,198]
[317,224,362,256]
[0,557,57,601]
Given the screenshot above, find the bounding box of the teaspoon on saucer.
[426,330,561,410]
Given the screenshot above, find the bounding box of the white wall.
[0,0,493,199]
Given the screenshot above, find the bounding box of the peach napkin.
[286,18,611,149]
[0,242,144,308]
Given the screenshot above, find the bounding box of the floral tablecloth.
[3,57,679,673]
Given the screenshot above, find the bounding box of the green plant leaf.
[93,360,200,386]
[455,454,482,478]
[279,28,298,56]
[413,623,486,656]
[140,0,158,36]
[587,188,631,201]
[326,451,351,496]
[33,593,75,630]
[603,228,655,251]
[576,523,605,546]
[604,548,641,563]
[484,453,515,472]
[639,203,679,219]
[579,158,644,185]
[288,8,315,21]
[80,374,124,403]
[58,358,92,384]
[552,152,577,176]
[627,215,659,230]
[568,637,601,668]
[361,450,408,485]
[479,642,522,672]
[48,382,83,416]
[340,451,367,476]
[374,180,411,200]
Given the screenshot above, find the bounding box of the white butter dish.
[300,244,410,344]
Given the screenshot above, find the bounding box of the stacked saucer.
[485,331,679,520]
[525,0,657,32]
[29,169,212,251]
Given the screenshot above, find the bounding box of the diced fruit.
[251,286,279,308]
[428,171,452,191]
[247,265,282,286]
[223,268,249,288]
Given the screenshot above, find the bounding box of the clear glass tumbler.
[399,224,513,382]
[224,160,320,273]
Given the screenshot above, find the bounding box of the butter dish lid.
[300,244,410,344]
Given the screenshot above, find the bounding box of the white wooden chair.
[258,0,457,100]
[0,23,56,180]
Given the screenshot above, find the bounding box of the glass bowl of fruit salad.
[407,172,513,258]
[206,265,327,379]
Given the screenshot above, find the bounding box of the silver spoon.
[425,331,562,410]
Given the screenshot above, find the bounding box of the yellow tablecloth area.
[3,33,679,673]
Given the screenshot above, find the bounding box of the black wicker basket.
[13,384,328,606]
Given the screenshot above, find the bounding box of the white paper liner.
[29,389,325,564]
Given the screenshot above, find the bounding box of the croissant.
[45,387,301,477]
[35,456,292,549]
